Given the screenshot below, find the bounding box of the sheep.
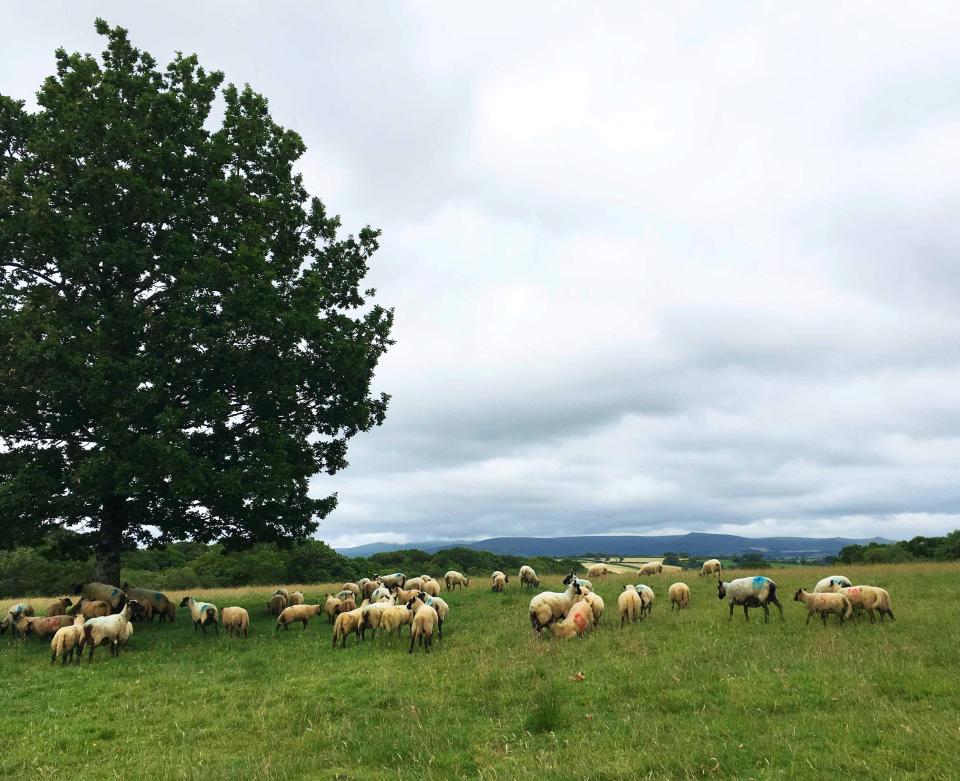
[288,591,305,607]
[220,607,249,638]
[267,593,287,616]
[586,563,608,580]
[120,621,134,649]
[491,572,506,592]
[373,573,406,590]
[637,561,663,576]
[179,596,220,635]
[50,615,86,664]
[360,579,381,600]
[547,601,594,639]
[407,593,451,639]
[121,583,175,623]
[838,586,895,623]
[421,579,441,597]
[332,608,364,648]
[519,565,539,589]
[528,572,581,635]
[793,589,853,625]
[359,599,397,640]
[370,585,392,603]
[380,604,414,637]
[445,571,470,591]
[46,597,73,617]
[82,598,139,661]
[718,576,783,623]
[404,577,425,592]
[419,574,435,583]
[68,599,112,620]
[619,585,642,626]
[668,582,691,610]
[73,582,125,612]
[575,578,593,592]
[492,570,509,584]
[407,597,438,654]
[582,591,604,626]
[337,596,358,614]
[636,584,655,619]
[276,604,323,631]
[334,590,355,602]
[273,588,290,601]
[341,583,361,600]
[813,575,853,594]
[3,603,35,638]
[322,595,342,623]
[699,559,722,578]
[17,614,74,641]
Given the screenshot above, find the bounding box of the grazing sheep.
[444,571,469,591]
[46,597,73,617]
[73,582,125,612]
[718,576,783,623]
[619,585,642,626]
[288,591,305,607]
[121,584,175,623]
[528,573,581,635]
[407,598,438,654]
[17,614,74,640]
[519,566,540,589]
[668,582,691,611]
[838,586,895,623]
[322,595,342,623]
[582,591,604,626]
[342,583,361,600]
[380,604,414,636]
[68,599,112,620]
[50,615,86,664]
[793,589,853,625]
[179,596,220,635]
[220,607,249,638]
[635,584,655,619]
[421,579,441,597]
[419,574,435,583]
[267,593,287,616]
[492,570,509,584]
[82,599,139,661]
[813,575,853,594]
[360,579,381,601]
[699,559,722,578]
[273,588,290,601]
[276,604,324,631]
[374,573,406,590]
[637,561,663,576]
[547,601,595,639]
[491,572,507,592]
[586,563,608,580]
[332,608,364,648]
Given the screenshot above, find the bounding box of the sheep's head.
[562,572,576,586]
[405,597,417,612]
[178,596,191,607]
[121,582,130,591]
[573,582,582,595]
[61,597,73,607]
[717,582,727,599]
[128,599,144,617]
[793,589,804,602]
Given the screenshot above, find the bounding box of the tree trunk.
[93,497,124,586]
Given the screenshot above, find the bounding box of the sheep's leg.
[302,619,308,631]
[50,648,56,665]
[762,604,770,623]
[885,608,895,622]
[729,602,735,621]
[87,643,95,662]
[867,608,875,624]
[805,611,812,625]
[409,631,416,654]
[437,618,443,640]
[743,604,750,622]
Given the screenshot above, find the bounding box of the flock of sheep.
[0,561,895,664]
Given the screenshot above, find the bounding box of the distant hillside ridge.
[336,532,892,559]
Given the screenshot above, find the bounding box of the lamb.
[421,579,441,597]
[492,570,509,584]
[813,575,853,593]
[618,585,642,626]
[267,593,287,616]
[586,563,608,580]
[407,597,438,654]
[491,572,507,592]
[638,561,663,576]
[636,584,655,619]
[322,595,342,623]
[121,583,175,623]
[332,608,364,648]
[528,572,581,635]
[82,598,139,661]
[547,601,594,639]
[46,597,73,617]
[793,589,853,625]
[73,582,125,612]
[373,573,406,589]
[275,603,324,631]
[342,583,361,600]
[179,596,220,635]
[669,582,691,610]
[68,599,112,620]
[718,576,783,623]
[519,565,539,588]
[50,615,86,664]
[288,591,305,607]
[582,591,604,626]
[699,559,722,578]
[221,607,250,638]
[444,571,469,591]
[838,586,895,623]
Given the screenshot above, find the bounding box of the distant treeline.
[837,531,960,565]
[0,531,582,597]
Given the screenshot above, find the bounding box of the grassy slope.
[2,563,958,780]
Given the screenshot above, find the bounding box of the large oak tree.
[0,21,393,584]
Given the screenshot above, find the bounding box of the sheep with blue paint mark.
[718,576,783,623]
[73,582,125,612]
[179,596,219,635]
[813,575,852,593]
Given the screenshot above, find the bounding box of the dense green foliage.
[2,563,957,779]
[0,20,392,583]
[838,530,960,564]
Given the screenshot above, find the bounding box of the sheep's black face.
[179,597,190,607]
[717,583,726,599]
[793,589,803,602]
[562,572,575,586]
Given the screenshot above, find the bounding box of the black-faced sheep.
[528,572,581,635]
[718,576,783,623]
[179,596,219,635]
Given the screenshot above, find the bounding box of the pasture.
[2,563,958,780]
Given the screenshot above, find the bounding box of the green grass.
[2,563,959,780]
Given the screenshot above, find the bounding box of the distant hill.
[337,532,892,559]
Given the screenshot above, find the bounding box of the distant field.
[3,563,959,780]
[579,558,684,574]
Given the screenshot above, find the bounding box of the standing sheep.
[618,585,642,626]
[444,571,470,591]
[813,575,852,593]
[582,591,604,626]
[3,603,34,638]
[222,607,250,638]
[407,598,438,654]
[519,565,539,588]
[267,593,287,616]
[528,573,581,635]
[586,563,608,580]
[491,572,507,592]
[50,615,86,664]
[718,576,783,623]
[332,608,364,648]
[635,584,655,619]
[547,601,595,639]
[360,579,381,601]
[179,596,220,635]
[121,584,175,623]
[322,595,342,624]
[407,593,450,640]
[699,559,722,578]
[73,582,125,612]
[288,591,305,607]
[668,582,691,610]
[68,599,112,620]
[380,604,414,637]
[374,573,406,590]
[838,586,895,623]
[403,577,425,592]
[341,583,361,600]
[793,589,853,625]
[422,579,441,597]
[637,561,663,576]
[46,598,73,617]
[275,604,324,631]
[82,599,139,661]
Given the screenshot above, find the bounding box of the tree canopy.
[0,20,393,583]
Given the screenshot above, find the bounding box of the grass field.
[2,563,959,780]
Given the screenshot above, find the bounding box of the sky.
[6,3,960,548]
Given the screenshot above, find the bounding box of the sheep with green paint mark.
[179,596,219,635]
[73,582,125,612]
[121,583,175,623]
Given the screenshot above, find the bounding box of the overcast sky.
[6,3,960,548]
